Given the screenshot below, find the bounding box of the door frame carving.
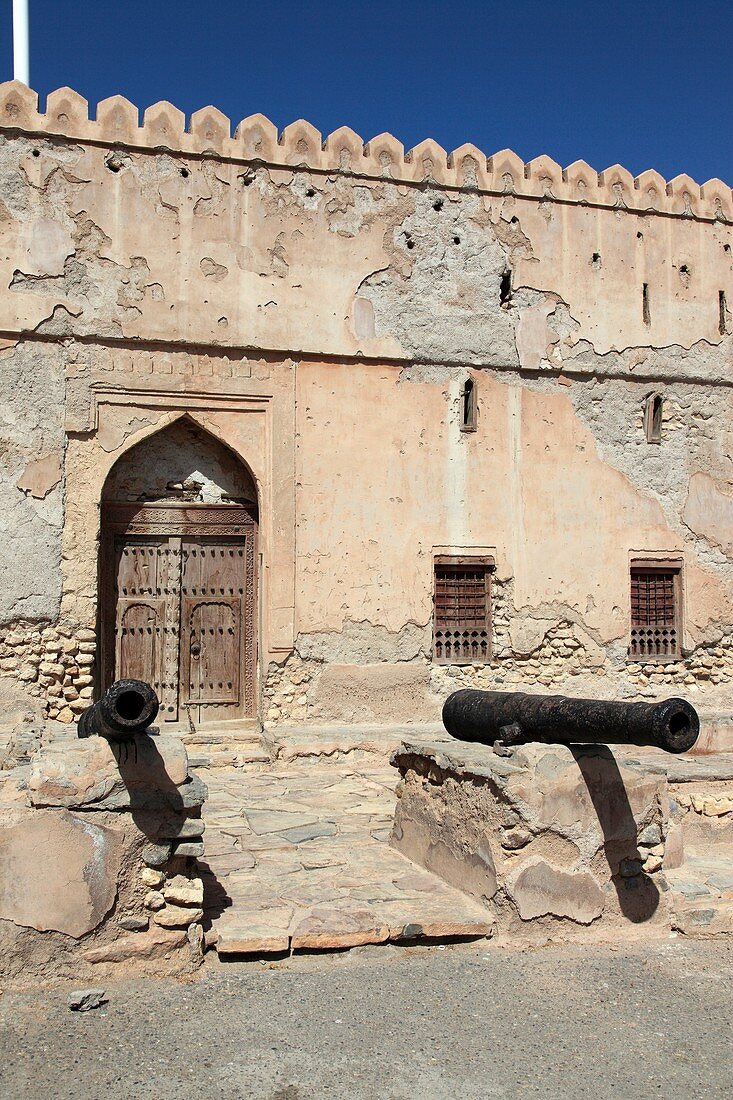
[100,501,258,719]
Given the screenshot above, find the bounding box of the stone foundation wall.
[391,739,674,939]
[0,620,95,723]
[261,633,733,732]
[0,729,208,986]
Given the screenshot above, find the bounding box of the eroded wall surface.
[0,81,731,725]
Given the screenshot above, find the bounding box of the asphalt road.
[1,938,730,1100]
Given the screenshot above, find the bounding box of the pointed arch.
[99,415,259,724]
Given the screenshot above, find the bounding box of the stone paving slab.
[666,849,733,936]
[200,761,493,954]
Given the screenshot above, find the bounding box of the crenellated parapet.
[1,81,731,222]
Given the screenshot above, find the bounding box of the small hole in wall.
[31,148,40,158]
[591,252,601,268]
[725,244,731,254]
[637,231,644,240]
[305,187,316,197]
[510,216,518,224]
[433,198,444,211]
[180,167,190,178]
[106,160,120,173]
[404,232,415,250]
[453,235,461,245]
[500,269,512,306]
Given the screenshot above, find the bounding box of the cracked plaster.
[0,122,731,721]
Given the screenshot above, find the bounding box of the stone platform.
[201,758,493,954]
[391,737,733,939]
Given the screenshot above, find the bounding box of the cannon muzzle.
[77,679,160,743]
[442,689,699,755]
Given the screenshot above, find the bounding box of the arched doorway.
[99,418,258,724]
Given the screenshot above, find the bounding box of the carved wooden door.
[180,540,247,723]
[102,503,257,724]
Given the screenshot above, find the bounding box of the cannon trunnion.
[442,689,700,755]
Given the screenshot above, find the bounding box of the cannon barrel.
[442,689,699,755]
[77,679,160,742]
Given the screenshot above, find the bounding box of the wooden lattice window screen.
[630,563,681,661]
[434,557,492,664]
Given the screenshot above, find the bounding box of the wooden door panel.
[115,599,164,685]
[103,506,256,725]
[182,596,241,705]
[180,540,247,718]
[112,539,181,720]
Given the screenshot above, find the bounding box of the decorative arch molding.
[97,409,265,511]
[60,377,296,705]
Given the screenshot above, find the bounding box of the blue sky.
[1,0,731,184]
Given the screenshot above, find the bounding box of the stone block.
[142,842,173,868]
[118,916,148,932]
[144,891,165,911]
[216,927,290,955]
[507,859,605,923]
[28,734,189,810]
[141,867,164,888]
[290,908,389,950]
[82,928,187,963]
[162,875,204,906]
[0,807,121,938]
[153,904,203,928]
[173,841,204,858]
[68,988,107,1011]
[391,739,671,937]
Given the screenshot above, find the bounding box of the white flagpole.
[13,0,30,85]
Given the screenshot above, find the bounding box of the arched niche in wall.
[99,416,259,724]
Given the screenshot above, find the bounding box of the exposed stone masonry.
[0,621,95,722]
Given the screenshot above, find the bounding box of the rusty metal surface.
[442,688,700,754]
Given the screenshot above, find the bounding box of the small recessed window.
[719,290,728,335]
[644,393,664,443]
[500,269,512,306]
[461,377,477,432]
[629,560,682,662]
[433,556,493,664]
[642,283,651,326]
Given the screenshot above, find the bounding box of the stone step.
[269,723,438,764]
[182,731,263,746]
[666,852,733,936]
[188,746,272,769]
[214,895,494,956]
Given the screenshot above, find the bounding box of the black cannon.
[78,679,160,744]
[442,689,699,755]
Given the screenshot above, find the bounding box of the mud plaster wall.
[0,91,732,721]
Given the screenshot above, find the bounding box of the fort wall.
[0,81,731,728]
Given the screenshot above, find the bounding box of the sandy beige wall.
[294,361,731,652]
[0,91,731,720]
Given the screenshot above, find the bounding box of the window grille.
[629,563,681,661]
[433,557,492,664]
